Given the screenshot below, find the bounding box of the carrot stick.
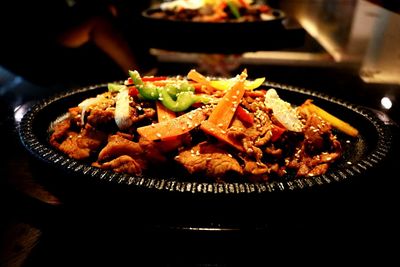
[207,70,247,130]
[200,121,244,152]
[155,101,183,152]
[156,101,176,121]
[187,69,212,87]
[137,107,209,140]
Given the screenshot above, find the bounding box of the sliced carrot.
[137,107,208,140]
[200,121,244,152]
[207,70,247,130]
[156,101,176,121]
[187,69,212,87]
[156,101,183,152]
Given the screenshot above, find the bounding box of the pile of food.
[49,69,358,182]
[149,0,278,22]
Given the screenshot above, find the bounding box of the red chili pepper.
[128,86,139,97]
[238,0,249,8]
[259,4,270,13]
[141,76,168,82]
[189,82,203,92]
[236,106,254,126]
[270,125,286,142]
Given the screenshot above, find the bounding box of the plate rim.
[18,81,393,194]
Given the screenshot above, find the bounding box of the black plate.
[18,82,393,194]
[139,8,297,53]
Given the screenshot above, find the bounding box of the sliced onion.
[265,89,303,132]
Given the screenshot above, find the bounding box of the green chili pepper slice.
[227,1,241,19]
[108,83,126,92]
[137,83,160,100]
[164,82,195,99]
[158,90,196,112]
[160,91,211,112]
[128,70,144,86]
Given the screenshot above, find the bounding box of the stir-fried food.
[49,69,358,182]
[149,0,278,22]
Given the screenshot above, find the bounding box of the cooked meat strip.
[58,124,107,160]
[94,155,144,175]
[244,90,266,99]
[138,137,167,164]
[254,129,272,146]
[131,107,156,124]
[303,113,332,153]
[115,131,134,140]
[227,118,247,139]
[308,163,329,177]
[310,151,341,165]
[87,109,115,127]
[265,146,283,158]
[242,125,265,160]
[98,134,143,161]
[49,118,71,148]
[240,156,271,182]
[243,160,269,176]
[296,163,310,177]
[175,142,243,178]
[287,146,341,177]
